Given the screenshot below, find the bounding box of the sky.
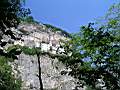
[26,0,119,33]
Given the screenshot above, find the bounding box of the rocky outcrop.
[11,23,86,90]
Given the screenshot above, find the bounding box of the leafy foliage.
[7,45,36,55]
[0,0,30,55]
[58,3,120,90]
[21,16,39,24]
[22,46,38,55]
[0,56,21,90]
[59,23,120,90]
[0,0,30,89]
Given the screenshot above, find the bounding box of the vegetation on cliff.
[21,16,39,24]
[0,0,120,90]
[0,56,21,90]
[0,0,29,90]
[44,24,71,37]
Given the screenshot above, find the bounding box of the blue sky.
[26,0,119,33]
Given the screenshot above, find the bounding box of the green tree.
[59,3,120,90]
[0,56,21,90]
[0,0,30,55]
[59,23,120,90]
[97,3,120,39]
[21,16,39,24]
[0,0,30,90]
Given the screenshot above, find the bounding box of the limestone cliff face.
[11,23,85,90]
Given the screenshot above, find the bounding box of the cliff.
[9,23,85,90]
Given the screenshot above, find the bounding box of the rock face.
[11,23,85,90]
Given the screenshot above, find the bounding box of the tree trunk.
[37,54,43,90]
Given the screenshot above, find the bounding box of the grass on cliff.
[0,56,22,90]
[44,24,71,37]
